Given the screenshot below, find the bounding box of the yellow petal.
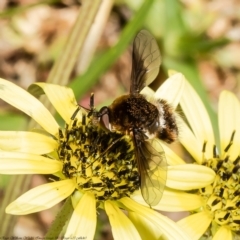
[178,117,203,164]
[0,151,62,174]
[219,90,240,159]
[150,138,185,166]
[29,83,81,124]
[0,78,59,136]
[166,164,215,190]
[0,131,57,154]
[120,197,191,240]
[161,143,185,165]
[155,73,185,109]
[178,211,212,240]
[140,86,155,99]
[6,179,76,214]
[128,211,162,239]
[132,189,203,211]
[212,226,232,240]
[105,201,141,240]
[168,69,178,77]
[180,81,215,157]
[65,192,96,239]
[157,189,203,211]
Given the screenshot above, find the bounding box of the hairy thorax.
[108,94,158,134]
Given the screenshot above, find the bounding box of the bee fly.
[88,30,178,206]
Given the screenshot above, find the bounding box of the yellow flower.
[0,75,210,239]
[173,80,240,240]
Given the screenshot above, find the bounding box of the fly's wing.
[130,30,161,94]
[133,135,167,206]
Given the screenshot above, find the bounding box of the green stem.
[45,197,73,238]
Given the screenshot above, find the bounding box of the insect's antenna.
[88,93,100,126]
[90,92,94,109]
[87,93,96,117]
[81,105,91,111]
[71,104,91,120]
[71,93,96,121]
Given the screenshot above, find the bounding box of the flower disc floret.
[200,141,240,232]
[57,113,140,202]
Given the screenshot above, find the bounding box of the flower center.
[201,138,240,232]
[57,113,140,202]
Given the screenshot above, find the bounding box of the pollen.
[57,113,140,202]
[200,138,240,232]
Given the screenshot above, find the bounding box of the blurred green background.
[0,0,239,238]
